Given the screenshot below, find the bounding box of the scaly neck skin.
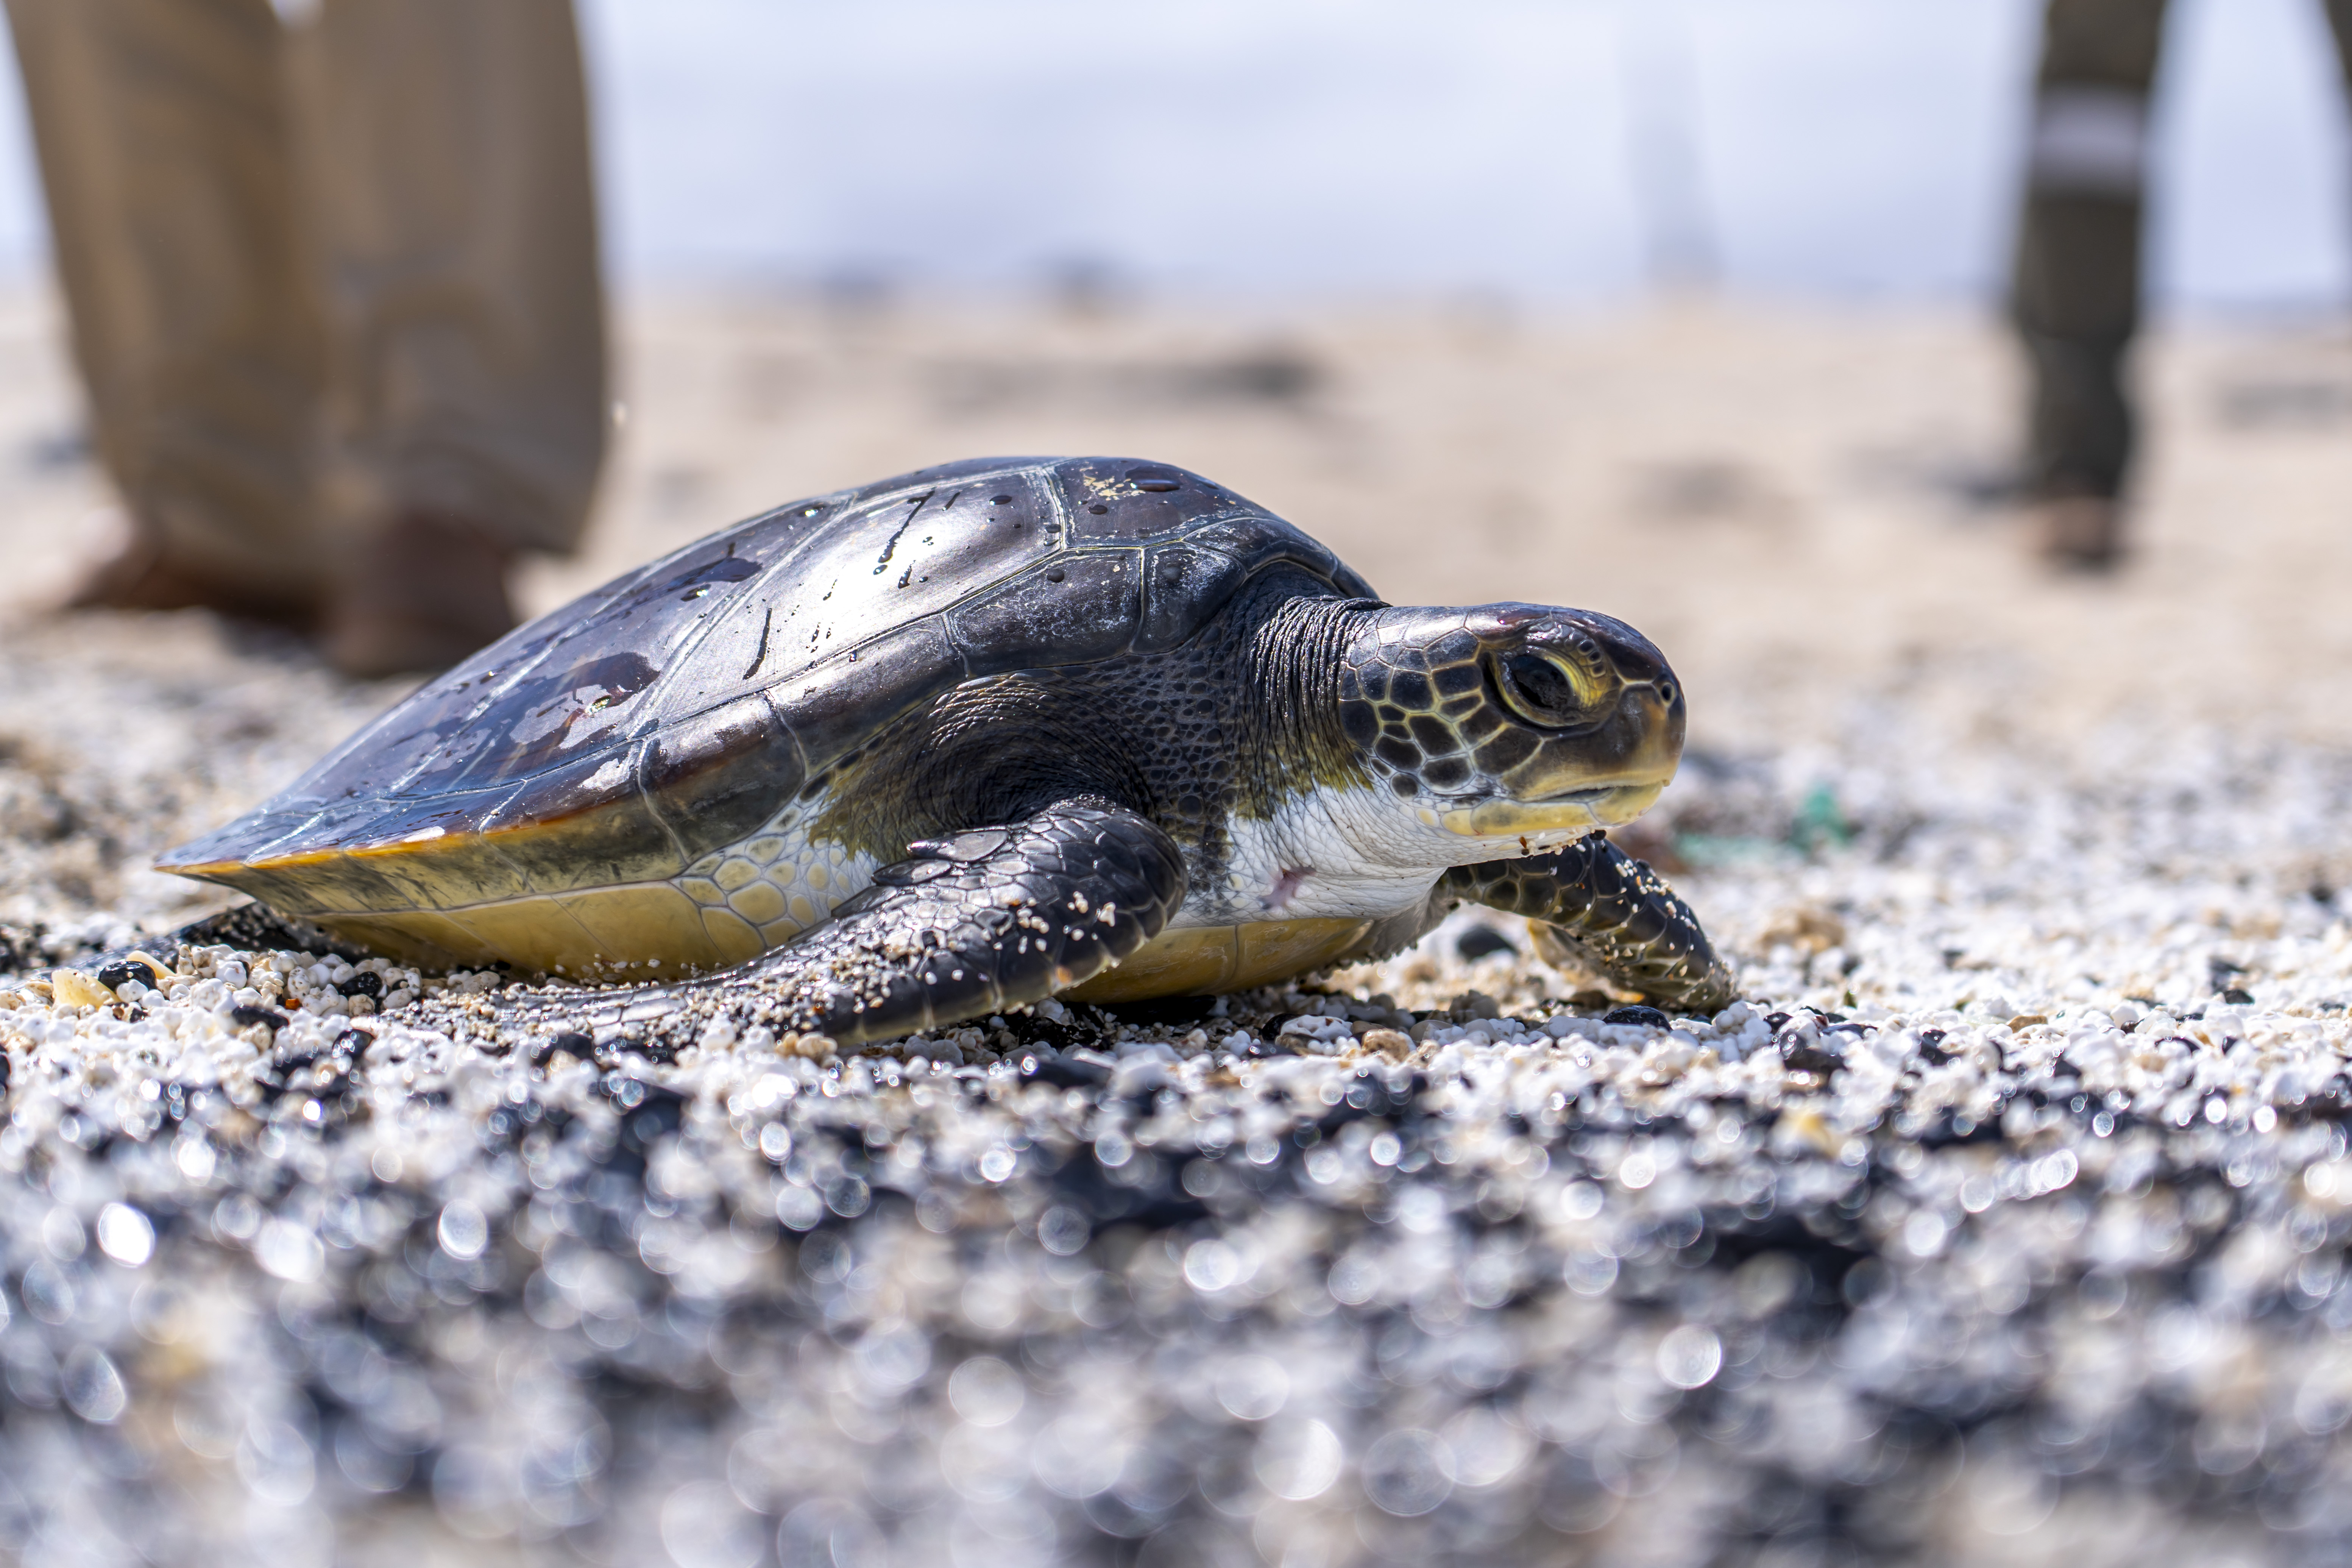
[1234,592,1376,816]
[1179,596,1475,926]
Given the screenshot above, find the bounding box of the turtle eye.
[1493,651,1607,729]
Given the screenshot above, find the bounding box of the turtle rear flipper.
[1441,836,1734,1015]
[500,799,1188,1051]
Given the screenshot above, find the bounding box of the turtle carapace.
[159,456,1734,1045]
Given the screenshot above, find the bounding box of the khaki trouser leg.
[2010,0,2168,501]
[3,0,327,599]
[289,0,607,563]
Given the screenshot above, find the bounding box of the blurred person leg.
[5,0,329,624]
[289,0,607,679]
[2010,0,2167,569]
[2325,6,2352,189]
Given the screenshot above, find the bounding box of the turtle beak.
[1430,777,1667,839]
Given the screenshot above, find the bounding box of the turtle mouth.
[1424,780,1666,839]
[1532,785,1622,808]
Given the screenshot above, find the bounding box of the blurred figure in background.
[2014,0,2352,568]
[5,0,606,677]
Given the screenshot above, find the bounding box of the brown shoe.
[2034,495,2124,571]
[322,511,518,680]
[63,530,322,630]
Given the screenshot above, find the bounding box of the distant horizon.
[0,0,2344,314]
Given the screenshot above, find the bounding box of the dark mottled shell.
[160,457,1377,925]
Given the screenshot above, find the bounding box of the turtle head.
[1338,602,1686,845]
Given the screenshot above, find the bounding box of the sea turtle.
[159,456,1733,1047]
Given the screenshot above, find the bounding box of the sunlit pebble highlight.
[1655,1324,1723,1390]
[94,1203,153,1267]
[947,1356,1026,1426]
[1255,1418,1345,1501]
[59,1348,125,1425]
[39,1206,84,1261]
[1213,1355,1291,1421]
[254,1218,323,1282]
[1184,1237,1243,1292]
[438,1199,489,1261]
[1362,1428,1454,1517]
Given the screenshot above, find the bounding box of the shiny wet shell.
[159,457,1375,975]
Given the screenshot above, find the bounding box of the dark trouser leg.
[2010,0,2166,561]
[2020,327,2133,501]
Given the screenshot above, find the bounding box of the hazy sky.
[0,0,2345,308]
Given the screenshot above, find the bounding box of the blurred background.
[573,0,2349,311]
[0,0,2337,307]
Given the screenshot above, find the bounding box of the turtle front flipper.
[1440,835,1735,1015]
[496,799,1188,1052]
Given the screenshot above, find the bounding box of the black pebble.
[1455,926,1518,961]
[273,1042,324,1075]
[338,971,383,999]
[1020,1053,1109,1090]
[1602,1005,1670,1028]
[1780,1033,1844,1075]
[1101,995,1217,1026]
[2222,988,2255,1005]
[95,960,151,994]
[535,1030,597,1067]
[612,1082,688,1153]
[230,1005,287,1034]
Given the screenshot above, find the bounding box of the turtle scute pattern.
[672,805,877,952]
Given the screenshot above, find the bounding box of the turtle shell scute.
[636,693,807,863]
[947,551,1144,673]
[774,619,965,777]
